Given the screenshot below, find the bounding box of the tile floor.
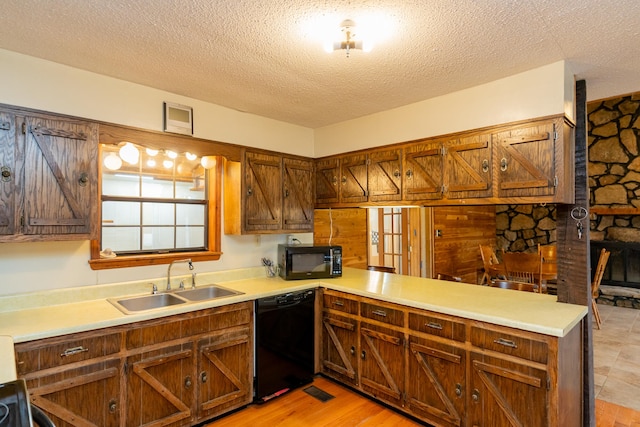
[593,303,640,411]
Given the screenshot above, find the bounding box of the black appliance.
[0,379,55,427]
[277,244,342,280]
[254,289,315,402]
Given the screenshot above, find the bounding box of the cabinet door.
[282,157,314,231]
[125,344,194,427]
[495,120,556,198]
[445,134,492,199]
[359,322,404,408]
[406,336,465,427]
[368,148,402,202]
[468,352,549,427]
[403,141,444,201]
[23,116,98,237]
[243,151,282,232]
[339,153,368,203]
[321,313,358,386]
[196,327,252,421]
[0,110,16,235]
[315,158,339,205]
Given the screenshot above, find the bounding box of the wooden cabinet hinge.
[21,122,26,134]
[547,375,551,391]
[554,176,558,187]
[553,130,558,142]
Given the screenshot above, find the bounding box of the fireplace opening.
[591,241,640,290]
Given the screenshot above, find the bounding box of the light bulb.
[166,150,177,159]
[201,156,217,169]
[163,159,174,169]
[119,142,139,165]
[147,159,156,168]
[104,153,122,171]
[186,152,197,161]
[146,148,159,156]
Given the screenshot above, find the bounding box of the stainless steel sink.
[108,293,187,314]
[173,284,244,302]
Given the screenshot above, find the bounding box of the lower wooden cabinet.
[320,288,583,427]
[14,302,253,427]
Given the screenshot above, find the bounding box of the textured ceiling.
[1,0,639,128]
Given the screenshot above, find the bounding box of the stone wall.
[496,204,557,253]
[588,92,640,242]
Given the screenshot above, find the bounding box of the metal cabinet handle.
[1,166,11,182]
[393,170,401,178]
[350,346,355,355]
[284,189,289,197]
[455,383,462,397]
[331,176,338,185]
[200,371,208,383]
[472,389,480,402]
[372,309,387,317]
[500,157,508,172]
[109,399,117,413]
[60,346,89,357]
[406,169,413,179]
[185,376,192,389]
[482,159,489,173]
[361,350,366,360]
[426,322,443,330]
[78,172,89,187]
[247,187,253,196]
[493,338,518,348]
[341,176,347,184]
[333,300,345,307]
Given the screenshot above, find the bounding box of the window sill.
[88,251,222,270]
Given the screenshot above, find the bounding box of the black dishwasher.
[254,289,315,403]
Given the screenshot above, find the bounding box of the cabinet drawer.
[408,312,465,342]
[324,294,358,314]
[470,325,548,364]
[15,331,122,376]
[360,302,404,327]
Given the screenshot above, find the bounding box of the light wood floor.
[205,376,640,427]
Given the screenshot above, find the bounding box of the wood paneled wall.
[313,209,368,269]
[432,205,497,283]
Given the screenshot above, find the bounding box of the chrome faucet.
[167,259,193,291]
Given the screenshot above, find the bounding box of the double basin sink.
[108,284,244,315]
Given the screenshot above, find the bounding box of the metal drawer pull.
[493,338,518,348]
[372,309,387,317]
[60,346,89,357]
[333,300,345,307]
[426,322,443,330]
[455,383,462,397]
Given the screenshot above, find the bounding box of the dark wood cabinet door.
[445,134,492,199]
[495,120,557,198]
[403,141,444,200]
[126,344,194,427]
[196,327,252,421]
[321,313,358,386]
[282,157,314,231]
[468,352,549,427]
[339,153,368,203]
[406,336,465,427]
[243,151,282,232]
[315,158,340,205]
[0,110,16,235]
[368,148,402,202]
[359,322,404,408]
[23,116,98,238]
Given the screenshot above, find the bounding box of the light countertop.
[0,267,587,383]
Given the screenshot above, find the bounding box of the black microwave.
[278,244,342,280]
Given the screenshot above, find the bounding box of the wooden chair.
[479,245,504,285]
[501,250,543,293]
[490,279,536,292]
[436,273,462,282]
[591,248,610,329]
[368,265,396,273]
[538,244,557,264]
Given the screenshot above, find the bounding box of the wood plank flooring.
[204,376,640,427]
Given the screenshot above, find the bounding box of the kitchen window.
[89,141,222,269]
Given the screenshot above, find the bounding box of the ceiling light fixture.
[325,19,372,57]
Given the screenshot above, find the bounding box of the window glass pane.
[143,203,175,225]
[102,172,140,197]
[142,176,175,198]
[176,204,205,226]
[102,227,140,252]
[142,227,175,250]
[393,213,401,232]
[383,215,392,233]
[176,164,206,200]
[177,226,205,248]
[394,235,401,253]
[384,254,393,266]
[102,201,140,225]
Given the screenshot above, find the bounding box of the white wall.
[313,61,574,157]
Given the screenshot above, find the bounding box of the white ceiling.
[1,0,639,129]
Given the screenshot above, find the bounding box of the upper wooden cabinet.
[316,115,574,208]
[0,107,98,242]
[224,149,314,234]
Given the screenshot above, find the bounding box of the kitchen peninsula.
[0,267,586,426]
